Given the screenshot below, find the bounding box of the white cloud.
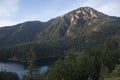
[0,0,120,27]
[0,0,19,27]
[48,0,84,19]
[97,1,120,17]
[50,0,120,19]
[0,20,17,27]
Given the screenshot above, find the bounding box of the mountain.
[0,21,43,47]
[35,7,120,48]
[36,7,107,41]
[0,7,120,61]
[36,7,119,40]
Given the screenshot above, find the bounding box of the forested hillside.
[0,7,120,62]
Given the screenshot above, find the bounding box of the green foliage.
[0,35,119,80]
[42,39,120,80]
[23,48,40,80]
[44,51,101,80]
[101,38,119,70]
[23,75,41,80]
[99,65,109,80]
[111,64,120,78]
[85,49,102,80]
[0,47,13,61]
[0,21,43,47]
[26,48,36,77]
[0,42,64,62]
[0,71,19,80]
[0,7,120,80]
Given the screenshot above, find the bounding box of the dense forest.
[0,7,120,80]
[0,71,19,80]
[1,38,119,80]
[40,39,120,80]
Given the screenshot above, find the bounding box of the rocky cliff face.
[0,7,120,61]
[0,7,120,48]
[36,7,120,43]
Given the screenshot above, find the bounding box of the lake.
[0,57,59,79]
[0,62,49,79]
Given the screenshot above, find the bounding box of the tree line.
[0,38,120,80]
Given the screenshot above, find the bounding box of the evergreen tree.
[111,64,120,78]
[101,38,119,70]
[23,48,40,80]
[99,65,109,80]
[0,71,19,80]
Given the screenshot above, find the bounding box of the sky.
[0,0,120,27]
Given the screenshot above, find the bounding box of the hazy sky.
[0,0,120,27]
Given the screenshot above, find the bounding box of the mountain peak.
[79,7,104,15]
[64,7,105,19]
[78,7,98,16]
[0,7,120,48]
[62,7,106,26]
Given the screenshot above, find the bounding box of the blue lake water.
[0,62,48,79]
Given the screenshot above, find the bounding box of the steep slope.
[36,7,119,41]
[0,7,120,61]
[0,21,43,47]
[0,7,120,48]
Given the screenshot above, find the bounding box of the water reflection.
[0,62,48,79]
